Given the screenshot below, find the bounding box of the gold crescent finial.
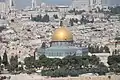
[52,26,73,41]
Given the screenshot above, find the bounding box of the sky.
[15,0,71,9]
[15,0,120,9]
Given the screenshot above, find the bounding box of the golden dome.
[52,27,73,41]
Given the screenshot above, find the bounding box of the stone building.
[38,26,88,59]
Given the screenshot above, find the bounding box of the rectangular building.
[72,0,90,11]
[0,0,6,12]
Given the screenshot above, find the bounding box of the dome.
[52,27,73,41]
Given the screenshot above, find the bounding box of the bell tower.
[9,0,15,10]
[32,0,36,9]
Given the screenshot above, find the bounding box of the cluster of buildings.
[0,0,110,13]
[0,0,119,66]
[0,0,15,13]
[38,26,88,59]
[71,0,109,11]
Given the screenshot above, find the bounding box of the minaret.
[9,0,15,10]
[0,0,6,12]
[32,0,36,9]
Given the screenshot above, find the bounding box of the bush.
[41,70,53,76]
[41,68,68,77]
[56,68,68,77]
[68,70,79,77]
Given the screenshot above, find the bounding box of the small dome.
[52,27,73,41]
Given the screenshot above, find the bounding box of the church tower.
[32,0,36,9]
[0,0,6,12]
[9,0,15,10]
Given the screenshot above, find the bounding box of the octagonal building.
[37,26,88,59]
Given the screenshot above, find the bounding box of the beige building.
[0,1,6,12]
[71,0,90,11]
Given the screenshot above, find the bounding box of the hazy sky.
[15,0,71,9]
[15,0,120,9]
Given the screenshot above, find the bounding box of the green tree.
[80,16,87,24]
[109,63,120,74]
[108,55,120,74]
[110,6,120,14]
[97,62,108,75]
[69,69,79,77]
[69,19,74,26]
[42,14,49,22]
[35,15,42,22]
[96,46,100,53]
[60,21,63,26]
[41,42,46,48]
[39,55,108,77]
[0,56,2,73]
[24,56,35,69]
[107,55,120,65]
[50,58,61,69]
[0,56,1,66]
[74,19,78,23]
[2,51,8,67]
[83,59,89,68]
[104,46,110,53]
[88,45,94,53]
[10,55,18,71]
[89,55,100,66]
[18,62,24,71]
[37,55,51,68]
[53,14,58,19]
[99,46,104,53]
[9,55,18,72]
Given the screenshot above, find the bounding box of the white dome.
[41,2,46,7]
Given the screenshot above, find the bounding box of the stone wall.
[43,75,120,80]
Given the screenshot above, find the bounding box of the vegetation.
[108,55,120,74]
[24,56,35,69]
[31,14,49,22]
[53,14,58,19]
[2,51,8,68]
[88,45,110,53]
[0,56,2,74]
[23,55,108,77]
[0,56,1,66]
[0,53,20,74]
[60,21,63,26]
[9,55,19,72]
[42,14,50,22]
[115,37,120,40]
[69,18,79,26]
[80,16,94,24]
[68,9,85,15]
[109,6,120,14]
[69,19,74,26]
[112,49,119,55]
[1,49,120,77]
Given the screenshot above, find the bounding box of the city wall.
[44,75,120,80]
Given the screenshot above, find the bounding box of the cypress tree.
[2,50,8,67]
[0,56,1,65]
[9,55,18,71]
[60,21,63,26]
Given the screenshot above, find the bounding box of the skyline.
[8,0,120,9]
[15,0,71,9]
